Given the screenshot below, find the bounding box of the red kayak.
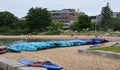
[0,46,7,54]
[0,50,7,54]
[0,46,7,50]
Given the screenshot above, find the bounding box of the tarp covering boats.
[8,38,108,52]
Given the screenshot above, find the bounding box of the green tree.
[110,18,120,31]
[0,11,18,28]
[12,20,29,34]
[13,20,28,30]
[70,21,78,31]
[44,22,64,35]
[48,21,64,31]
[101,3,113,31]
[26,7,52,32]
[0,26,10,33]
[74,15,92,31]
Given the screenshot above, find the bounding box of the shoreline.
[0,35,119,41]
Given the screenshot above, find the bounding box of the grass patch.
[88,46,120,53]
[61,31,117,35]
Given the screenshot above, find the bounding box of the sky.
[0,0,120,18]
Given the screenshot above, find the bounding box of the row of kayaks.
[7,38,108,52]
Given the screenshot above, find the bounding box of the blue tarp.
[8,38,108,52]
[8,43,37,52]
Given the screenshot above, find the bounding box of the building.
[90,15,102,24]
[113,12,120,18]
[50,9,83,29]
[90,12,120,23]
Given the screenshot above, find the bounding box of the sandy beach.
[0,35,120,70]
[0,35,120,41]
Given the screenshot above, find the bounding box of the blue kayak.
[18,58,63,70]
[90,44,99,48]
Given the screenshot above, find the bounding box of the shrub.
[45,31,62,35]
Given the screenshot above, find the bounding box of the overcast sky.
[0,0,119,18]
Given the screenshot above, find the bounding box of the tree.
[73,15,92,31]
[110,18,120,31]
[0,11,18,28]
[26,7,52,32]
[70,21,78,31]
[12,20,29,34]
[101,3,113,31]
[13,20,28,30]
[48,21,64,31]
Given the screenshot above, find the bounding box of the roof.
[50,9,75,13]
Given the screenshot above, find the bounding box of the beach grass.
[88,46,120,53]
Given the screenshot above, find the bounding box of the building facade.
[90,12,120,23]
[113,12,120,18]
[50,9,83,28]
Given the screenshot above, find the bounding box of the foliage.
[31,32,38,35]
[73,15,92,31]
[70,21,78,31]
[45,31,62,35]
[10,20,29,35]
[101,3,113,31]
[0,11,18,28]
[13,20,28,30]
[110,18,120,31]
[47,22,64,31]
[0,26,25,35]
[0,26,10,33]
[26,7,52,32]
[88,46,120,53]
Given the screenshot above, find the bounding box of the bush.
[0,28,30,35]
[31,32,38,35]
[45,31,62,35]
[0,26,10,33]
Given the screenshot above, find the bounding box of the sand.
[1,43,120,70]
[0,35,120,70]
[0,35,120,41]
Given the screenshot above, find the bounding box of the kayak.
[0,46,7,51]
[18,58,63,70]
[0,46,7,54]
[0,50,7,54]
[41,61,63,70]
